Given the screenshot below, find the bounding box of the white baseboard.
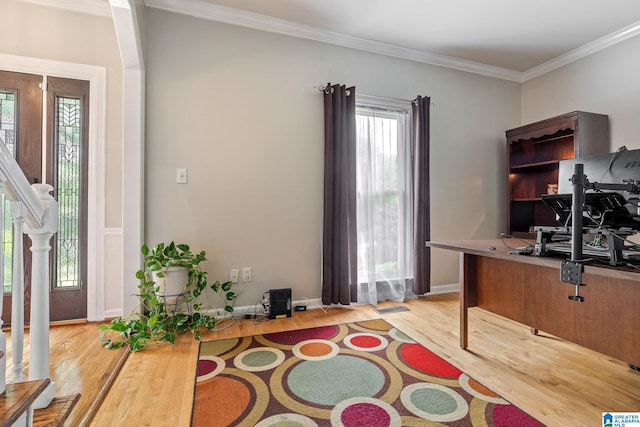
[425,283,460,295]
[103,284,461,321]
[202,297,324,320]
[102,309,124,320]
[204,284,460,320]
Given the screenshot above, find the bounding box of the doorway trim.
[0,53,106,321]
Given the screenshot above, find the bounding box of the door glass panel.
[0,90,16,293]
[55,96,81,289]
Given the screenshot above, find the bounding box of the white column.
[24,184,57,408]
[10,201,27,382]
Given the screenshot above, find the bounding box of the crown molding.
[144,0,523,82]
[11,0,112,17]
[522,20,640,82]
[17,0,640,82]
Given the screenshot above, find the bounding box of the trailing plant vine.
[98,242,236,352]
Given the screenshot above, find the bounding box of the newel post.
[24,184,58,408]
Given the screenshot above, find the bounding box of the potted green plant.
[143,242,206,298]
[98,242,237,352]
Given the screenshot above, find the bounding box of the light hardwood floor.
[4,321,128,426]
[6,293,640,426]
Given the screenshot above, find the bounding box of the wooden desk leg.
[460,252,468,349]
[459,252,478,350]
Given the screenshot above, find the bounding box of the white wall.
[145,9,521,308]
[522,35,640,151]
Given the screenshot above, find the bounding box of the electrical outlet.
[230,269,239,284]
[242,267,252,283]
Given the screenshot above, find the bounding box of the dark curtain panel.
[412,96,431,295]
[322,83,357,305]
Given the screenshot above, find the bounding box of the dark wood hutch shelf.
[506,111,610,238]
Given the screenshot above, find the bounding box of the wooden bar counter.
[426,239,640,367]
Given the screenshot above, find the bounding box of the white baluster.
[11,201,26,383]
[24,184,57,408]
[0,181,6,395]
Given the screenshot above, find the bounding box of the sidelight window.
[54,96,82,289]
[0,91,16,293]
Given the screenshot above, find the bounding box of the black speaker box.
[269,288,292,319]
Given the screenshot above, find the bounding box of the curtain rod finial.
[315,83,334,94]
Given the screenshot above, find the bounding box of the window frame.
[355,95,414,283]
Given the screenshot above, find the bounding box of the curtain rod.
[314,84,434,106]
[360,93,435,107]
[314,84,350,96]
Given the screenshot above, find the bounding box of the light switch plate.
[176,168,188,184]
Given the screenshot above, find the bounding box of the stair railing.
[0,138,58,409]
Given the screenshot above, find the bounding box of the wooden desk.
[426,239,640,367]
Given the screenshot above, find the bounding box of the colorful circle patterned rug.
[192,319,544,426]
